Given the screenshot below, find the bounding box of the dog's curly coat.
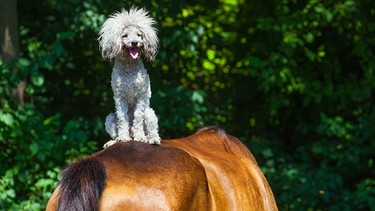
[98,8,160,148]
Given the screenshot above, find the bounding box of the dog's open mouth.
[129,47,139,59]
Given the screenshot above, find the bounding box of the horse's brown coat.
[46,127,278,210]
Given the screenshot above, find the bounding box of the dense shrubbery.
[0,0,374,210]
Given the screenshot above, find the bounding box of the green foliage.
[0,0,374,210]
[0,32,98,211]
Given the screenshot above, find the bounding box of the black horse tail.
[56,157,107,211]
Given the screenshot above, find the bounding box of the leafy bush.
[0,39,97,211]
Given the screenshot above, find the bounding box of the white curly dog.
[98,8,161,148]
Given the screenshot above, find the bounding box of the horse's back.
[47,127,278,210]
[98,141,210,210]
[47,141,210,211]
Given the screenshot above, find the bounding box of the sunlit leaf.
[0,113,15,126]
[31,72,44,87]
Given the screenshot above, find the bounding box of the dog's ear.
[142,25,159,61]
[134,8,159,61]
[98,13,124,60]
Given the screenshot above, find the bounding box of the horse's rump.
[46,127,278,210]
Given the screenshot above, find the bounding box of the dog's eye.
[122,34,128,38]
[137,33,143,37]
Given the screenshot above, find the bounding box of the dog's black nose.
[131,41,138,47]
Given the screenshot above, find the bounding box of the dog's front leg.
[131,98,148,142]
[144,108,161,144]
[114,96,131,142]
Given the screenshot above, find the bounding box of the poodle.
[98,8,161,148]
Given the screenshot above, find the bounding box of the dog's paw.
[133,135,147,143]
[147,136,161,145]
[115,137,132,143]
[115,136,132,142]
[103,140,118,148]
[103,138,132,148]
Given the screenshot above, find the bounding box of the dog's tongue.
[129,48,139,59]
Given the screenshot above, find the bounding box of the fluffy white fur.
[98,8,161,148]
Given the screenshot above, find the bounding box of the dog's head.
[98,8,159,61]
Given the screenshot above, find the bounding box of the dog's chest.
[112,68,149,101]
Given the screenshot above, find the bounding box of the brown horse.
[46,126,278,210]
